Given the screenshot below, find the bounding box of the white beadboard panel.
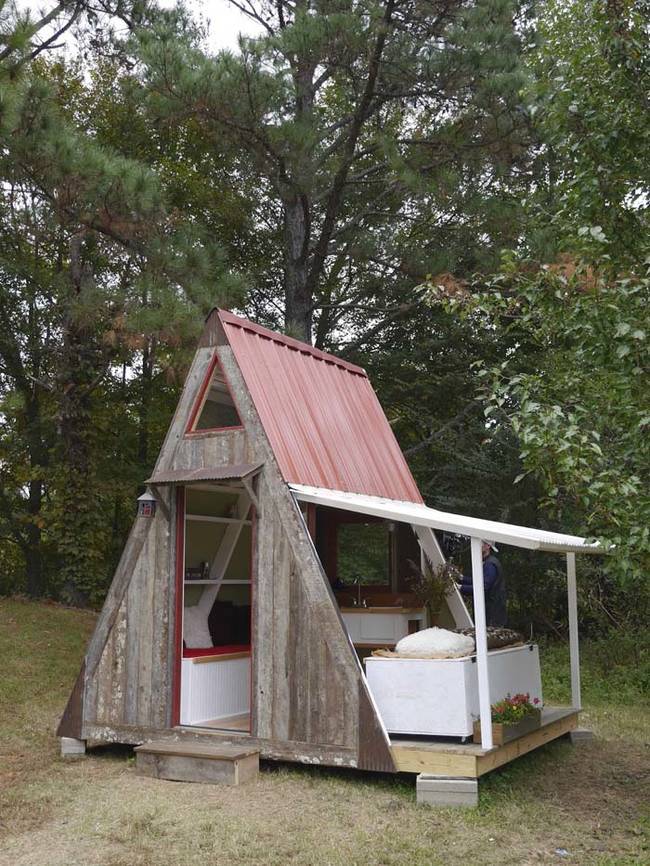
[180,656,251,726]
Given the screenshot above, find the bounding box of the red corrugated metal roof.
[218,310,423,503]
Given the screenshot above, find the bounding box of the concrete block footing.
[569,727,594,745]
[416,774,478,808]
[60,737,86,757]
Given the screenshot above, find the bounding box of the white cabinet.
[341,609,426,646]
[365,644,542,737]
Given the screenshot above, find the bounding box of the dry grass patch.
[1,599,648,866]
[2,741,647,866]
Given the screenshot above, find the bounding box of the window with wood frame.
[189,359,242,432]
[337,521,392,588]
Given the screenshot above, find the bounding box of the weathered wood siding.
[82,344,255,735]
[252,482,356,748]
[171,428,250,471]
[83,484,175,730]
[56,661,85,739]
[153,345,256,475]
[77,311,395,771]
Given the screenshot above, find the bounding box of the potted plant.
[473,693,543,745]
[406,557,461,624]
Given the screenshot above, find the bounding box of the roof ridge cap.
[216,308,367,376]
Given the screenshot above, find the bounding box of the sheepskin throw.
[183,605,213,649]
[393,627,475,659]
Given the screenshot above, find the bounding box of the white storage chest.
[365,644,542,738]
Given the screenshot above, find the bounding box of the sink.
[339,605,422,613]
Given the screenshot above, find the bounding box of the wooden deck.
[390,707,579,778]
[85,708,578,779]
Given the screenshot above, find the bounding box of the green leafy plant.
[406,558,461,621]
[491,693,542,725]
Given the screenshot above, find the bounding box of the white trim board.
[289,484,607,555]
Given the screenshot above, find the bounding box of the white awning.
[290,484,606,555]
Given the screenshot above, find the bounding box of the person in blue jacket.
[458,540,507,627]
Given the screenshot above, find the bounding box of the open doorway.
[179,485,252,732]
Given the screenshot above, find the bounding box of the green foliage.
[526,0,650,265]
[0,0,646,641]
[355,302,531,517]
[423,0,650,630]
[461,261,650,598]
[0,5,244,604]
[406,558,461,618]
[133,0,531,341]
[337,523,390,586]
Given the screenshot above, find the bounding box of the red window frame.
[171,483,256,733]
[185,352,245,435]
[171,486,185,727]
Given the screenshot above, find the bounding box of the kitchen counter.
[339,606,424,614]
[340,607,426,646]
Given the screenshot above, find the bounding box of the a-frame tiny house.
[60,308,600,792]
[58,309,468,771]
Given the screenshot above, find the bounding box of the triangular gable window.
[188,358,242,432]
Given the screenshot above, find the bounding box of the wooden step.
[135,740,259,786]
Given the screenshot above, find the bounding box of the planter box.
[473,708,542,746]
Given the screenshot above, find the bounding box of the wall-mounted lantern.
[137,490,157,518]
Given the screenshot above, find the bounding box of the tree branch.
[227,0,276,37]
[305,0,397,297]
[403,402,480,456]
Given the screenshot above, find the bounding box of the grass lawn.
[0,596,648,866]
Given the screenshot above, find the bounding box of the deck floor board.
[390,707,578,777]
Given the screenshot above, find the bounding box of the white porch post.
[566,552,582,710]
[471,536,493,749]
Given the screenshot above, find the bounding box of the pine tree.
[0,5,243,601]
[136,0,530,342]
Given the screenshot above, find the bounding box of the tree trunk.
[55,231,103,605]
[57,316,95,605]
[138,337,154,467]
[24,528,43,598]
[23,383,47,596]
[283,193,312,341]
[282,52,316,343]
